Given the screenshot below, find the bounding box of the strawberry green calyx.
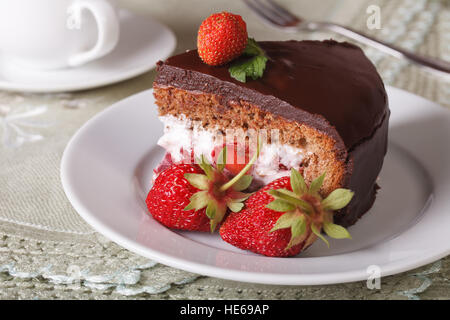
[183,141,261,232]
[268,169,354,250]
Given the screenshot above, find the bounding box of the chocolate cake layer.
[153,40,390,227]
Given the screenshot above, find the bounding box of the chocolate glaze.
[335,111,389,227]
[154,40,390,227]
[155,40,388,150]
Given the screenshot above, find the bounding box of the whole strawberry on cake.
[146,12,389,257]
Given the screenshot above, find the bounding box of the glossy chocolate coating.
[155,40,388,150]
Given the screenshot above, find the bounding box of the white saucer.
[0,10,176,93]
[61,87,450,285]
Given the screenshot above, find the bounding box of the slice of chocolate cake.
[152,40,389,227]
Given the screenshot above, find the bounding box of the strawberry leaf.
[323,222,352,239]
[266,199,296,212]
[286,216,307,249]
[270,212,297,232]
[210,203,227,233]
[290,168,307,195]
[276,188,300,199]
[322,188,354,211]
[184,190,209,211]
[205,200,216,219]
[309,172,326,194]
[266,189,313,214]
[184,173,209,190]
[270,212,309,251]
[227,201,244,213]
[291,215,306,238]
[232,175,253,191]
[311,224,329,248]
[216,146,227,172]
[227,189,252,201]
[197,155,214,180]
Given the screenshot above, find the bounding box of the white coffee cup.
[0,0,120,70]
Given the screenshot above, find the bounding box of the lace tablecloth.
[1,0,449,299]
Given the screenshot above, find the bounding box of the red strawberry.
[146,144,261,232]
[220,169,354,257]
[147,164,210,231]
[197,12,248,66]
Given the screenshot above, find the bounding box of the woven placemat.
[1,0,449,299]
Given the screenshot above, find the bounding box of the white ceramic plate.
[0,10,176,93]
[61,86,450,285]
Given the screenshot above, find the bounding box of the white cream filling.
[157,115,307,183]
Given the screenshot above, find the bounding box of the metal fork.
[243,0,450,79]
